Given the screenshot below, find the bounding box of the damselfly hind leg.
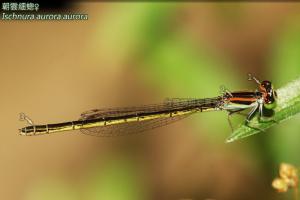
[226,105,265,133]
[227,109,247,132]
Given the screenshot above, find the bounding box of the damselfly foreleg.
[244,103,266,132]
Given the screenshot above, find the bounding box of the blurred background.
[1,2,300,200]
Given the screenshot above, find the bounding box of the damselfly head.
[260,80,273,95]
[260,80,277,109]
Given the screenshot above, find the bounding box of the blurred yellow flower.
[272,178,288,192]
[279,163,298,188]
[272,163,298,193]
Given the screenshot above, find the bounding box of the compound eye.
[262,80,270,86]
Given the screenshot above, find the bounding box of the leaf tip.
[225,137,235,143]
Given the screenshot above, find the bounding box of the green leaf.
[226,77,300,143]
[89,3,176,66]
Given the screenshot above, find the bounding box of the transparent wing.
[79,98,199,120]
[79,113,192,137]
[78,97,220,136]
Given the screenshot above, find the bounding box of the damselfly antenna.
[248,73,261,85]
[19,113,34,125]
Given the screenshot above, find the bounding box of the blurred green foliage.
[91,3,176,65]
[92,3,242,140]
[83,158,146,200]
[93,4,300,198]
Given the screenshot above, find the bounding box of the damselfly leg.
[244,101,266,132]
[227,109,247,132]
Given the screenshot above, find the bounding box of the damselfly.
[19,74,277,136]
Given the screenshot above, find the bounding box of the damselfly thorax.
[19,74,277,136]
